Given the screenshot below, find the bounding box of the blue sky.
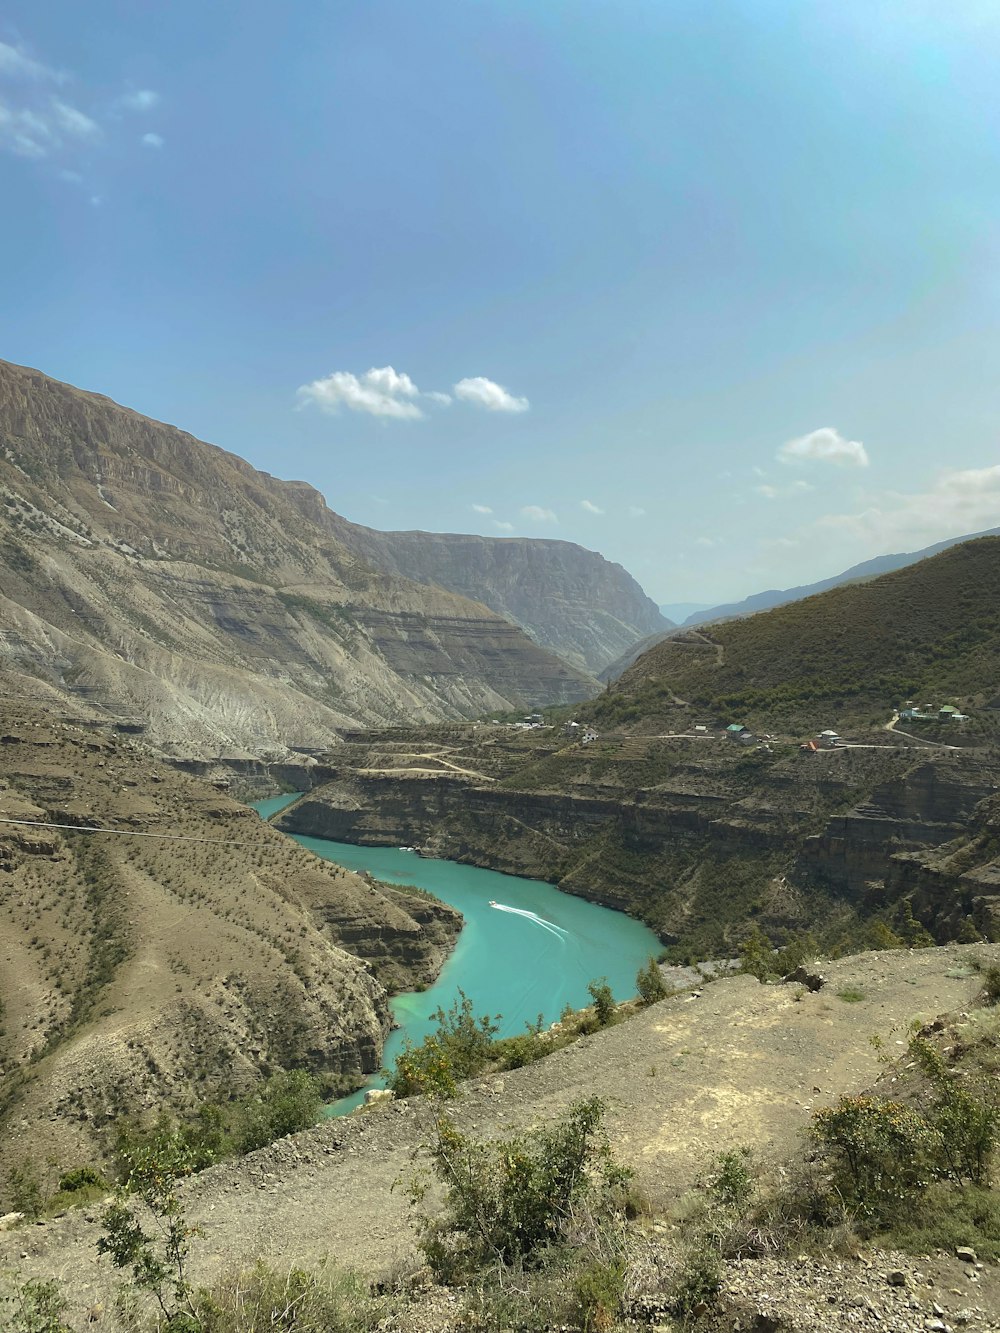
[2,1,1000,605]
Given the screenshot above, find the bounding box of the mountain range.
[0,361,675,754]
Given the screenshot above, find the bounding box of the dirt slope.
[0,676,460,1189]
[5,944,994,1327]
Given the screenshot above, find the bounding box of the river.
[252,793,662,1114]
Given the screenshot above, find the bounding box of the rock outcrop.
[0,360,596,755]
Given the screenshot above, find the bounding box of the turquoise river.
[252,794,662,1114]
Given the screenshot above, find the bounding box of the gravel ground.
[2,943,998,1330]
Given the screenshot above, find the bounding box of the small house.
[725,723,749,742]
[816,730,840,749]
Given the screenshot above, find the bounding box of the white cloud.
[580,499,604,515]
[297,366,424,420]
[816,465,1000,553]
[778,426,869,468]
[471,504,492,514]
[695,536,724,548]
[493,520,515,533]
[51,99,98,139]
[454,376,529,413]
[628,505,646,518]
[141,131,164,148]
[119,88,160,112]
[520,505,557,523]
[425,391,452,406]
[755,479,814,501]
[0,40,62,82]
[0,40,99,162]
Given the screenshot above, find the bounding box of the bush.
[56,1164,106,1194]
[387,992,500,1099]
[587,979,616,1028]
[982,965,1000,1005]
[230,1070,322,1154]
[702,1147,756,1211]
[410,1097,631,1281]
[812,1095,940,1225]
[0,1278,71,1333]
[635,957,669,1005]
[670,1240,723,1320]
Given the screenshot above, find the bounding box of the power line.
[0,815,282,848]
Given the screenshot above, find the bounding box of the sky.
[2,1,1000,606]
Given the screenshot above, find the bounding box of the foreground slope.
[0,673,459,1185]
[328,521,671,674]
[3,944,994,1327]
[0,360,594,754]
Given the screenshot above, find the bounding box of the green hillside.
[592,536,1000,734]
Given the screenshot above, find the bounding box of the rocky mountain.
[683,525,1000,626]
[0,678,460,1184]
[0,361,596,755]
[324,521,671,675]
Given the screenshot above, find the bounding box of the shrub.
[387,992,500,1099]
[230,1070,322,1154]
[587,979,616,1028]
[702,1147,756,1212]
[410,1097,631,1281]
[670,1240,723,1320]
[982,965,1000,1006]
[0,1277,71,1333]
[57,1165,106,1194]
[811,1095,939,1224]
[635,957,669,1005]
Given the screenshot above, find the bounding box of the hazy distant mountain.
[685,528,1000,626]
[329,523,672,675]
[659,601,708,623]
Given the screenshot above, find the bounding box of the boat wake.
[489,901,568,941]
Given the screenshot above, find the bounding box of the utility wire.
[0,814,282,848]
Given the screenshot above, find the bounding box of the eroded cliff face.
[325,521,670,675]
[0,686,459,1183]
[273,727,1000,951]
[0,360,595,755]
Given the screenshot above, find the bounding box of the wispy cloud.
[454,376,529,413]
[425,391,452,406]
[695,536,724,548]
[0,39,160,174]
[580,499,604,515]
[0,40,62,82]
[141,131,164,149]
[471,503,492,514]
[297,366,424,419]
[755,479,814,500]
[520,505,557,523]
[778,426,869,468]
[493,520,515,533]
[119,88,160,112]
[628,505,646,518]
[816,465,1000,552]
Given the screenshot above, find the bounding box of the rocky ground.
[3,943,998,1329]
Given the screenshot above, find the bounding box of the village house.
[725,723,750,742]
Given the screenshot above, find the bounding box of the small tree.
[635,957,669,1005]
[98,1130,202,1330]
[587,979,616,1028]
